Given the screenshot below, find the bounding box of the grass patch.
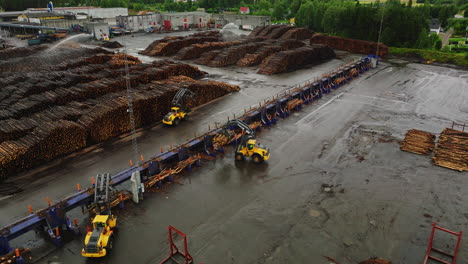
[449,38,467,43]
[389,47,468,67]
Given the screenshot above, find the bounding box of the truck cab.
[82,215,117,258]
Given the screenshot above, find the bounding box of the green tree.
[272,3,285,20]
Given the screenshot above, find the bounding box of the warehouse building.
[212,14,270,29]
[116,13,162,32]
[161,12,211,29]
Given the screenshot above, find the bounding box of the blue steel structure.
[0,56,373,256]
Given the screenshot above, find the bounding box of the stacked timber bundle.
[433,128,468,171]
[208,43,263,67]
[195,50,223,65]
[400,129,436,155]
[237,45,283,67]
[258,45,336,75]
[140,36,220,56]
[237,40,305,67]
[280,28,314,40]
[139,36,184,55]
[175,41,241,60]
[248,26,267,38]
[264,25,293,39]
[256,24,283,38]
[0,45,47,60]
[0,121,86,180]
[0,53,237,180]
[310,33,388,57]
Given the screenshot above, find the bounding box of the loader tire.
[252,154,263,164]
[235,152,245,161]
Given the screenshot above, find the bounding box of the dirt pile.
[0,53,239,180]
[101,41,123,49]
[257,45,336,75]
[400,129,436,155]
[310,33,388,57]
[433,128,468,171]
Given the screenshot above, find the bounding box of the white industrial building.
[116,14,162,32]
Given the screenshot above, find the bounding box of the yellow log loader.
[163,88,196,126]
[82,173,118,258]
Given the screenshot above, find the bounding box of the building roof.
[240,7,250,12]
[430,18,440,30]
[19,12,65,18]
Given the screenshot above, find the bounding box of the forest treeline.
[1,0,466,49]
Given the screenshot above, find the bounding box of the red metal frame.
[423,223,463,264]
[159,226,193,264]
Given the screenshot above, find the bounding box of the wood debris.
[433,128,468,171]
[400,129,435,155]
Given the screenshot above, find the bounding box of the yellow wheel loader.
[82,173,118,258]
[163,88,195,126]
[235,137,270,164]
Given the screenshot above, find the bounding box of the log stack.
[237,40,305,67]
[433,128,468,171]
[140,36,220,56]
[0,51,239,180]
[400,129,436,155]
[280,28,314,40]
[175,41,240,60]
[310,33,388,57]
[257,45,336,75]
[208,42,264,67]
[264,25,293,39]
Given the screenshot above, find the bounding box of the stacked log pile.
[208,42,264,67]
[140,31,222,56]
[0,52,239,180]
[258,45,336,75]
[433,128,468,171]
[280,28,314,40]
[0,46,47,60]
[310,33,388,57]
[400,129,436,155]
[264,25,293,39]
[175,41,240,60]
[138,28,335,75]
[237,40,305,67]
[248,26,267,38]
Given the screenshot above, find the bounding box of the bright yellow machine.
[235,138,270,164]
[162,107,188,126]
[163,88,195,126]
[82,215,117,257]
